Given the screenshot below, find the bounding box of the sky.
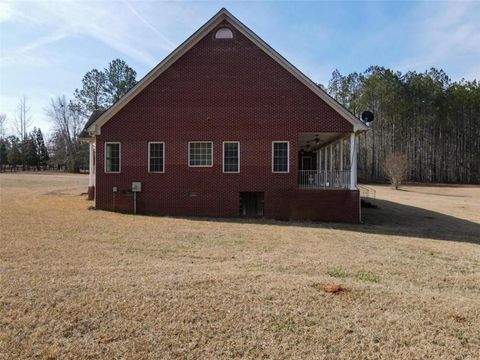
[1,0,479,136]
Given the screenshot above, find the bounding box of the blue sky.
[1,0,479,136]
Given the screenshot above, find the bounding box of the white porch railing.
[298,170,351,189]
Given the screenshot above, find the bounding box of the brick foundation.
[276,189,360,223]
[95,185,360,223]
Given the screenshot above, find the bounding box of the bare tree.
[383,152,409,189]
[45,96,86,172]
[0,113,7,139]
[13,96,33,140]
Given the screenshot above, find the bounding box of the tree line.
[326,66,480,184]
[0,59,137,172]
[0,126,50,171]
[0,100,50,171]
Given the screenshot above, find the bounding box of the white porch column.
[88,142,95,200]
[89,142,94,187]
[316,149,321,171]
[350,133,357,189]
[324,146,328,186]
[329,144,333,171]
[339,139,344,171]
[92,144,96,186]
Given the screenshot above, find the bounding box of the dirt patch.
[321,284,346,293]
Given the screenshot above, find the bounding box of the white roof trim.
[88,8,368,135]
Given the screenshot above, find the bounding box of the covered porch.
[298,132,358,190]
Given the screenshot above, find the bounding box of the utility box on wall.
[132,182,142,192]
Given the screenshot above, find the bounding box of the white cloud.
[2,0,193,67]
[122,0,176,52]
[396,1,480,80]
[0,29,67,67]
[0,1,14,23]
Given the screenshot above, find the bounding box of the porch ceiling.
[298,132,346,150]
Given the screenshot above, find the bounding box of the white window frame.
[222,141,240,173]
[148,141,165,173]
[215,28,234,39]
[272,141,290,173]
[188,141,213,168]
[105,142,121,173]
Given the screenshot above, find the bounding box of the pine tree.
[71,59,137,120]
[72,69,107,116]
[34,128,50,167]
[0,140,7,170]
[23,133,39,168]
[7,136,22,168]
[103,59,137,104]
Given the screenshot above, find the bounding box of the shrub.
[383,152,409,189]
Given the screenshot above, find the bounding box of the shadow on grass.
[359,199,479,244]
[159,199,480,245]
[396,188,470,198]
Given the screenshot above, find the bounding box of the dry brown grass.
[1,173,479,359]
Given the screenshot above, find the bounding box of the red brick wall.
[95,21,359,222]
[276,189,360,223]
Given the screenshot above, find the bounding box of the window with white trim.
[223,142,239,173]
[189,142,213,167]
[105,142,120,173]
[215,28,233,39]
[149,142,164,173]
[272,141,289,173]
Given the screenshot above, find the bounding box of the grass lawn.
[1,173,479,359]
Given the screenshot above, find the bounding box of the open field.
[1,173,479,359]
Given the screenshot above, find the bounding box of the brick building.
[83,9,369,223]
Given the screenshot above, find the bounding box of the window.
[223,142,240,173]
[149,142,164,173]
[215,28,233,39]
[189,142,213,167]
[105,142,120,173]
[272,141,289,173]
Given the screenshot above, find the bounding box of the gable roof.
[86,8,368,135]
[84,109,106,132]
[79,109,106,139]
